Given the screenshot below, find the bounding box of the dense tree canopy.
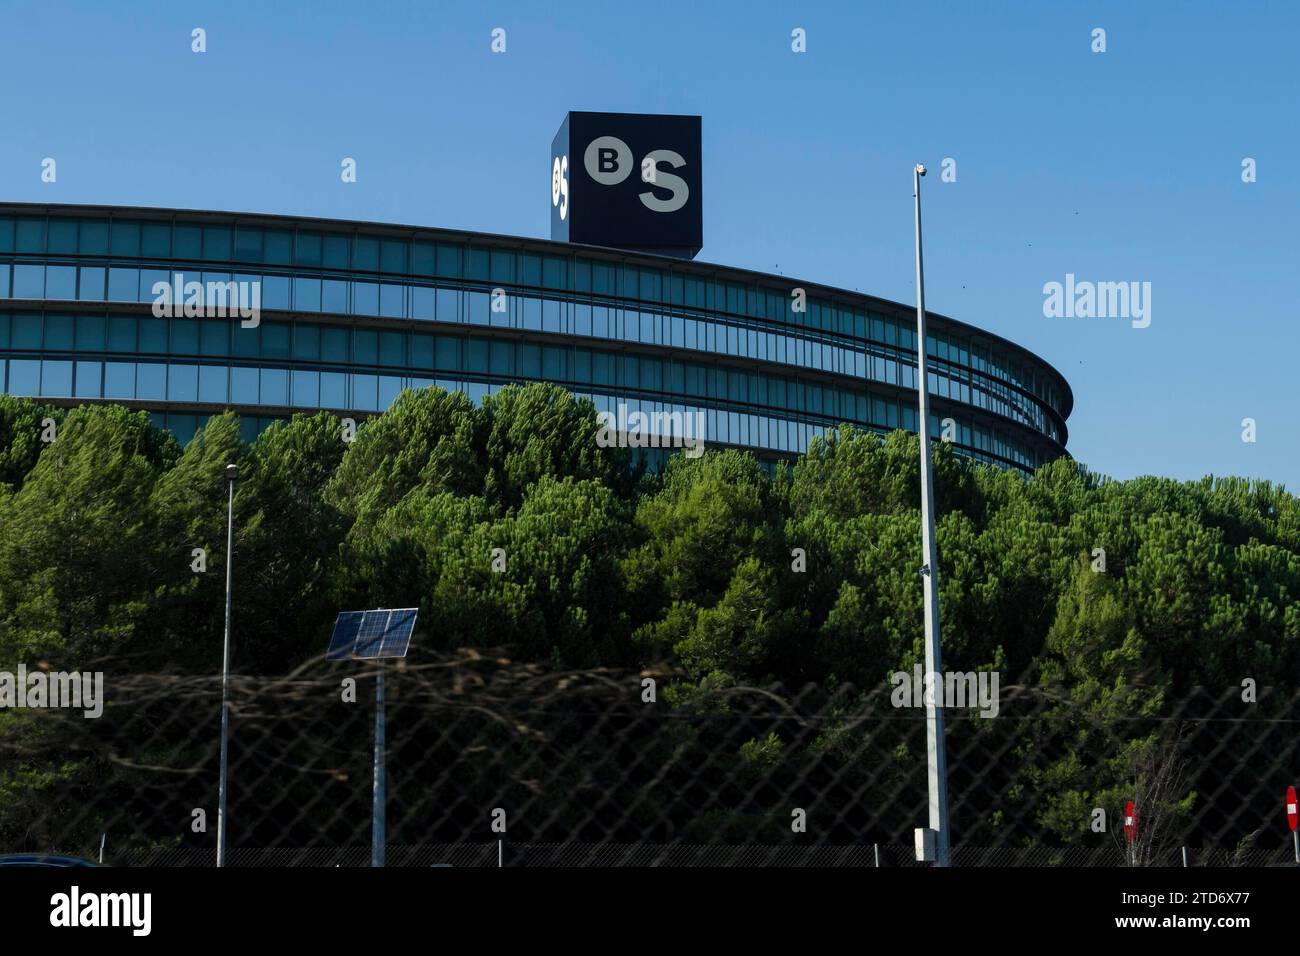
[0,383,1294,688]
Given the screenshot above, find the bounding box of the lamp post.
[216,462,237,867]
[373,659,386,868]
[913,164,952,866]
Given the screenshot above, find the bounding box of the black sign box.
[550,111,703,259]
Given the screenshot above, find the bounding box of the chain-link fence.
[2,649,1297,866]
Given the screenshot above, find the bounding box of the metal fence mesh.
[2,648,1296,866]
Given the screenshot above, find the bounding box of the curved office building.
[0,203,1070,472]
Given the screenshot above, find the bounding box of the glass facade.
[0,206,1071,470]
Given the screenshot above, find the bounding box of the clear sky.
[2,0,1296,487]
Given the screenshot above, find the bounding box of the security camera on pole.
[911,163,952,867]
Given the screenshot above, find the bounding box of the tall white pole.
[217,463,237,867]
[913,164,951,867]
[372,662,386,868]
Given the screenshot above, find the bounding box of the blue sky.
[2,0,1296,487]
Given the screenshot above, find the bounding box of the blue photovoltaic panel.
[351,611,391,659]
[327,608,419,661]
[326,611,365,661]
[377,608,417,658]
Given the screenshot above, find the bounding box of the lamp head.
[225,464,239,482]
[915,164,927,176]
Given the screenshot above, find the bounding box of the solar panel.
[326,608,419,661]
[377,608,417,658]
[326,611,366,661]
[352,610,391,659]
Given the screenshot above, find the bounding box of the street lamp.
[912,163,952,866]
[216,462,237,867]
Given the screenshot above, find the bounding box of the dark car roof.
[0,853,99,867]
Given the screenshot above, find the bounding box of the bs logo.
[551,154,569,220]
[551,138,689,220]
[582,136,690,213]
[550,112,703,259]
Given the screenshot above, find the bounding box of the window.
[107,317,136,351]
[294,276,322,312]
[231,366,259,403]
[490,250,515,283]
[436,244,460,277]
[488,343,509,374]
[235,227,263,262]
[260,368,288,405]
[261,323,290,358]
[435,335,459,371]
[352,373,378,411]
[292,369,319,407]
[262,275,290,311]
[380,331,404,366]
[543,346,565,380]
[412,243,435,276]
[517,343,538,374]
[137,363,166,399]
[75,315,104,350]
[467,290,489,325]
[202,227,233,261]
[108,268,138,302]
[293,324,320,361]
[411,334,434,369]
[174,224,202,259]
[15,219,46,253]
[80,221,109,254]
[44,315,73,349]
[104,362,135,398]
[436,288,459,321]
[322,279,348,313]
[354,237,379,271]
[168,363,198,401]
[39,360,72,396]
[199,365,228,403]
[78,266,106,300]
[379,375,402,408]
[321,327,348,362]
[412,285,434,320]
[466,248,489,280]
[466,337,487,372]
[522,297,541,331]
[353,281,379,316]
[142,221,174,257]
[13,265,44,298]
[264,231,292,265]
[381,240,407,274]
[380,283,405,318]
[48,220,78,253]
[295,232,322,266]
[354,329,378,365]
[171,319,198,354]
[200,320,230,356]
[8,359,40,394]
[321,371,346,408]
